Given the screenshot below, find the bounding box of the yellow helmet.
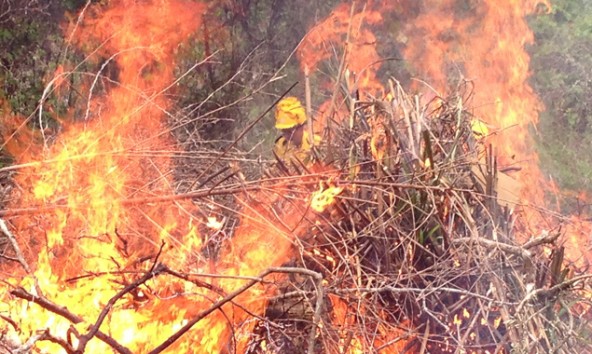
[275,96,307,129]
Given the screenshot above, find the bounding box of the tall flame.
[299,0,592,265]
[0,1,308,352]
[402,0,547,219]
[299,3,385,95]
[399,0,592,265]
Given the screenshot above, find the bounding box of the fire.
[401,0,547,224]
[0,0,311,353]
[1,0,206,351]
[327,295,408,353]
[297,0,590,350]
[397,0,592,265]
[1,0,590,352]
[298,3,385,95]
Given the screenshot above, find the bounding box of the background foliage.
[527,0,592,209]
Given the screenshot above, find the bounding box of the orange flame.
[400,0,554,228]
[327,295,408,353]
[0,1,307,352]
[298,3,386,95]
[398,0,592,266]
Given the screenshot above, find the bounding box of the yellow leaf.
[471,119,490,138]
[311,186,344,212]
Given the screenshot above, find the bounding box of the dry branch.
[242,79,591,353]
[0,218,31,273]
[10,288,132,354]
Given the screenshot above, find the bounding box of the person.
[273,96,320,165]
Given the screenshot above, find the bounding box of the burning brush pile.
[2,78,588,353]
[0,1,591,354]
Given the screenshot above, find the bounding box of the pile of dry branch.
[244,80,592,353]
